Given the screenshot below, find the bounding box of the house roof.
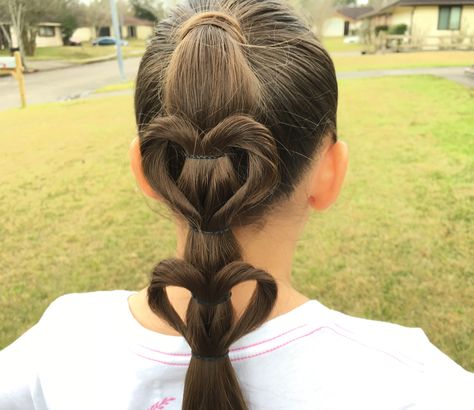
[360,0,474,19]
[0,20,61,26]
[122,15,155,27]
[336,6,374,21]
[38,22,62,26]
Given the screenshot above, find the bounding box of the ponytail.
[135,1,339,408]
[139,10,279,410]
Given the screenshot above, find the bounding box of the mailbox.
[0,51,26,108]
[0,57,16,70]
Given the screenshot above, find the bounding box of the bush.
[388,23,408,35]
[375,24,389,36]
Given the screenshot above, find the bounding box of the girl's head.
[130,0,347,408]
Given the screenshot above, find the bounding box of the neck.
[129,210,311,336]
[173,210,310,316]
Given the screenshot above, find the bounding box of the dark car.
[92,37,128,46]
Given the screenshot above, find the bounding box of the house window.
[38,26,55,37]
[128,26,137,38]
[438,5,462,30]
[343,21,350,36]
[98,26,111,37]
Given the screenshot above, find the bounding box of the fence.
[364,33,474,53]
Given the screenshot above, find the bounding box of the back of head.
[134,1,337,408]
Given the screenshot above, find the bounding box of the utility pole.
[109,0,125,80]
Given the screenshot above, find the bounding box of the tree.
[289,0,337,38]
[83,0,132,33]
[0,23,11,49]
[130,0,165,22]
[57,1,88,44]
[59,13,78,45]
[0,1,12,49]
[0,0,27,64]
[84,0,112,29]
[0,0,66,60]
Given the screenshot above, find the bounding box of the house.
[72,16,154,43]
[121,15,154,39]
[0,22,63,49]
[323,6,374,37]
[360,0,474,48]
[35,23,63,47]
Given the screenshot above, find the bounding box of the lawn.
[332,50,474,71]
[94,81,135,93]
[0,76,472,371]
[322,36,363,53]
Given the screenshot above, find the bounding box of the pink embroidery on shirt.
[147,396,176,410]
[138,324,308,356]
[136,324,423,368]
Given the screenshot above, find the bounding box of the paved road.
[0,57,141,111]
[0,58,472,111]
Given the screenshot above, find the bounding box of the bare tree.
[0,0,67,62]
[289,0,336,38]
[130,0,165,21]
[85,0,112,28]
[0,1,13,49]
[2,0,26,63]
[0,24,11,49]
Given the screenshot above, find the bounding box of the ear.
[129,136,162,201]
[307,139,348,211]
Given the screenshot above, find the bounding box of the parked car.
[92,37,128,46]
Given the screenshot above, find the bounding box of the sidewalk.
[25,60,74,72]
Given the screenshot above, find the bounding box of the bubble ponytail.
[135,1,339,408]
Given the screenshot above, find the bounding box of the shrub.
[388,23,408,35]
[375,24,389,36]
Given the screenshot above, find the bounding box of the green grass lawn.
[0,76,473,371]
[94,81,135,93]
[332,50,474,72]
[323,36,363,53]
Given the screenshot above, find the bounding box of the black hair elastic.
[189,224,230,235]
[185,153,225,160]
[191,291,232,306]
[192,350,230,361]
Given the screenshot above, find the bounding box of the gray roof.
[336,6,374,20]
[360,0,474,19]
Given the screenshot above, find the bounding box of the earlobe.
[129,136,162,201]
[308,140,348,211]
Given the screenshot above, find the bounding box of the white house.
[35,23,63,47]
[0,22,63,49]
[72,16,154,43]
[323,6,374,37]
[360,0,474,47]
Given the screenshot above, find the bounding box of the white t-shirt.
[0,290,473,410]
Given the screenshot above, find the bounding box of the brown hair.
[134,0,337,408]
